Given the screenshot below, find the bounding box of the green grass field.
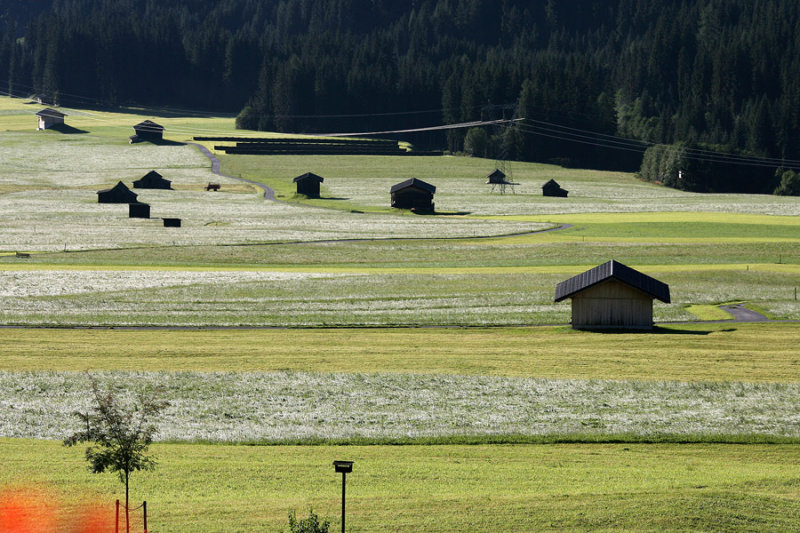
[3,440,800,532]
[2,95,800,531]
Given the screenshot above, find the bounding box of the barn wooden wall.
[570,280,653,329]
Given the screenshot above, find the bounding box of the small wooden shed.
[133,170,172,190]
[390,178,436,212]
[97,181,138,204]
[36,108,66,130]
[293,172,324,198]
[542,179,568,197]
[486,169,518,194]
[130,120,164,143]
[554,260,670,330]
[129,202,151,218]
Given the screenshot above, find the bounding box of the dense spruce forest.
[2,0,800,192]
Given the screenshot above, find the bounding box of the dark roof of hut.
[293,172,324,183]
[36,107,66,118]
[390,178,436,194]
[97,181,133,195]
[554,260,671,303]
[134,170,172,188]
[486,169,507,183]
[133,120,164,132]
[543,179,563,189]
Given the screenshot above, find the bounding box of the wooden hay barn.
[97,181,138,204]
[36,108,66,130]
[390,178,436,212]
[130,120,164,143]
[554,260,670,330]
[133,170,172,190]
[293,172,324,198]
[129,202,150,218]
[163,217,181,227]
[542,179,568,197]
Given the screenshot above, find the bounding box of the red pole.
[115,500,119,533]
[143,501,147,533]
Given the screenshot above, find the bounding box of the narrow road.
[719,303,769,322]
[189,142,276,200]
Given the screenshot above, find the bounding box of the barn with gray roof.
[390,178,436,212]
[554,260,670,330]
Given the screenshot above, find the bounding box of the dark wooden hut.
[129,202,151,218]
[486,169,518,194]
[130,120,164,143]
[554,260,670,330]
[390,178,436,212]
[292,172,324,198]
[97,181,138,204]
[36,108,66,130]
[163,217,181,227]
[542,179,568,197]
[133,170,172,190]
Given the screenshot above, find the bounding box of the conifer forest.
[2,0,799,191]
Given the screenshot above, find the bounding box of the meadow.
[2,95,800,531]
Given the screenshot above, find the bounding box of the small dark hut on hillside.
[554,260,670,330]
[542,179,568,197]
[130,120,164,143]
[36,108,66,130]
[129,202,151,218]
[390,178,436,212]
[97,181,138,204]
[133,170,172,190]
[486,169,518,194]
[293,172,324,198]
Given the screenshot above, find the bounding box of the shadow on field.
[584,326,720,335]
[49,123,89,134]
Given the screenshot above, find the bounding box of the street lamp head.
[333,460,353,473]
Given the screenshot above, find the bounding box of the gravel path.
[189,142,276,200]
[719,303,770,322]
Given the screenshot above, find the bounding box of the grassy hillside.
[2,97,800,531]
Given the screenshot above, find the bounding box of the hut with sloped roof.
[97,181,138,204]
[130,120,164,143]
[542,179,568,197]
[36,108,66,130]
[554,260,670,330]
[293,172,324,198]
[133,170,172,190]
[390,178,436,212]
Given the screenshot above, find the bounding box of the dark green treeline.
[2,0,800,177]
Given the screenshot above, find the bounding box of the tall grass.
[3,371,799,443]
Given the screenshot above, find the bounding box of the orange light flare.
[0,486,116,533]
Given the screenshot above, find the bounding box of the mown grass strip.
[3,439,800,532]
[2,323,799,383]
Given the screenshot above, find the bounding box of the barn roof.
[390,178,436,194]
[543,179,563,188]
[554,260,670,303]
[133,120,164,132]
[293,172,324,183]
[97,181,134,195]
[36,107,66,118]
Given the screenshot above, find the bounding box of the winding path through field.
[190,143,276,199]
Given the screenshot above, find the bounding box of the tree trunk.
[125,471,130,533]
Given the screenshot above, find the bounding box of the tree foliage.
[64,376,169,531]
[3,0,800,174]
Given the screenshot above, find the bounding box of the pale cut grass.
[3,371,799,442]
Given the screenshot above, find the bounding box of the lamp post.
[333,461,353,533]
